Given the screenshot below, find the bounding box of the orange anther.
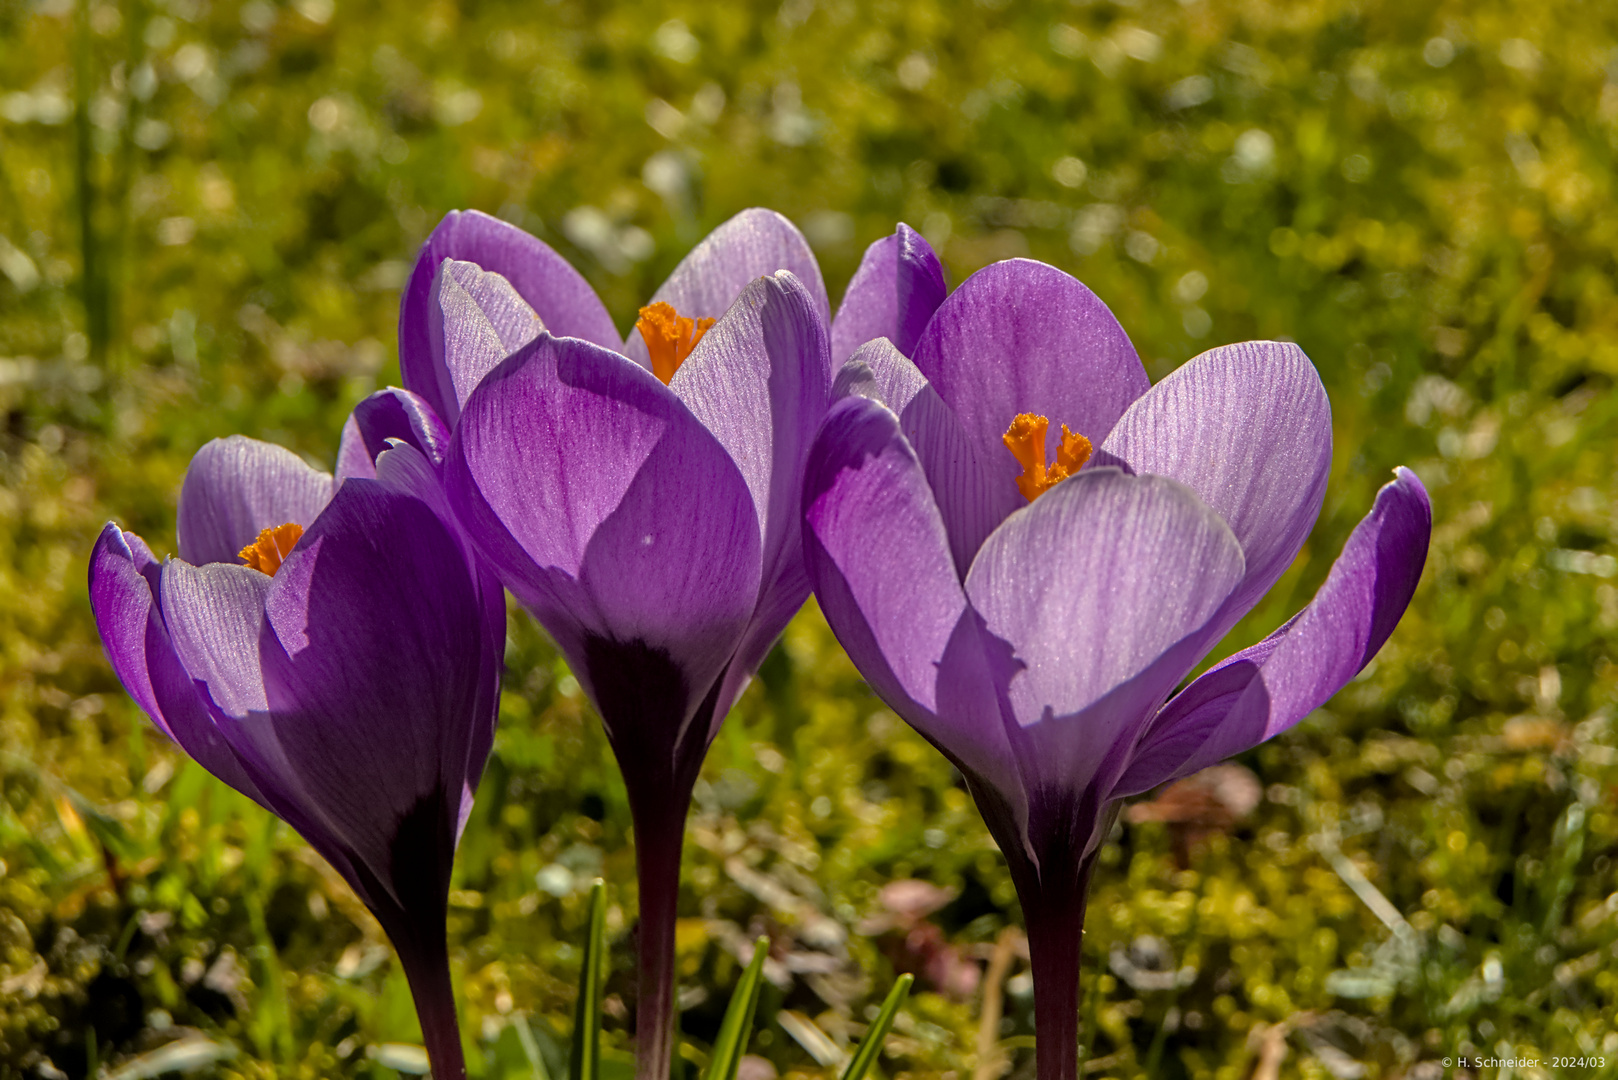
[1002,413,1092,503]
[239,522,304,576]
[636,301,716,384]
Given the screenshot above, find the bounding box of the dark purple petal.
[1100,341,1332,635]
[89,524,178,738]
[829,223,946,363]
[909,260,1149,508]
[668,271,833,724]
[336,387,453,482]
[400,210,620,422]
[176,436,335,566]
[426,259,546,426]
[963,469,1245,797]
[624,209,829,372]
[1112,467,1431,797]
[218,480,494,905]
[447,333,761,724]
[802,395,1020,794]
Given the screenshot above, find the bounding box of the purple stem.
[1021,877,1089,1080]
[396,931,468,1080]
[628,792,691,1080]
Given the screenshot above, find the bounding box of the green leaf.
[840,974,912,1080]
[570,879,607,1080]
[704,937,769,1080]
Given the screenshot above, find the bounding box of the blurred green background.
[3,0,1617,1076]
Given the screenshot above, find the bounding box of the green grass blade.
[570,880,607,1080]
[840,974,912,1080]
[705,937,769,1080]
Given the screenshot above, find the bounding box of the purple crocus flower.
[801,259,1431,1080]
[89,389,502,1080]
[419,213,833,1077]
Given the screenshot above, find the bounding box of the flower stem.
[629,785,693,1080]
[396,930,468,1080]
[1022,885,1088,1080]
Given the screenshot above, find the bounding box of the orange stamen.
[1002,413,1093,503]
[239,522,304,576]
[636,301,716,384]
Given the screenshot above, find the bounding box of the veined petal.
[836,340,1015,575]
[830,223,946,363]
[669,271,833,726]
[159,559,275,719]
[802,395,1018,793]
[218,479,494,905]
[427,259,545,425]
[910,260,1148,507]
[336,387,452,482]
[624,209,829,371]
[447,333,761,719]
[90,524,272,805]
[1100,341,1331,635]
[1113,467,1431,797]
[964,469,1244,793]
[176,436,335,566]
[400,210,620,419]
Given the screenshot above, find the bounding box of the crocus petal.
[837,339,1017,575]
[965,468,1245,736]
[1112,467,1431,797]
[336,387,452,482]
[802,395,1019,794]
[214,479,493,906]
[669,271,833,724]
[159,559,276,719]
[829,223,946,363]
[1100,341,1332,634]
[448,333,762,723]
[176,436,335,566]
[89,523,272,803]
[400,210,620,421]
[425,259,546,425]
[624,209,829,371]
[909,259,1149,504]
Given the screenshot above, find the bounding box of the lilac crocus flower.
[801,259,1431,1080]
[426,223,832,1076]
[89,389,502,1080]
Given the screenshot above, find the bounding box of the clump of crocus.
[89,389,503,1080]
[801,258,1431,1080]
[405,208,834,1080]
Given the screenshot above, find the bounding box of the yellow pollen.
[636,301,716,384]
[239,522,304,576]
[1002,413,1093,503]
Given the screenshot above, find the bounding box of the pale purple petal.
[1112,467,1431,796]
[89,525,166,731]
[427,259,545,426]
[802,395,1019,794]
[669,271,832,724]
[835,340,1016,575]
[829,223,946,363]
[624,209,829,371]
[447,333,761,723]
[910,259,1149,505]
[177,436,335,565]
[336,387,452,482]
[965,469,1245,737]
[400,210,620,421]
[159,559,276,718]
[1101,341,1332,634]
